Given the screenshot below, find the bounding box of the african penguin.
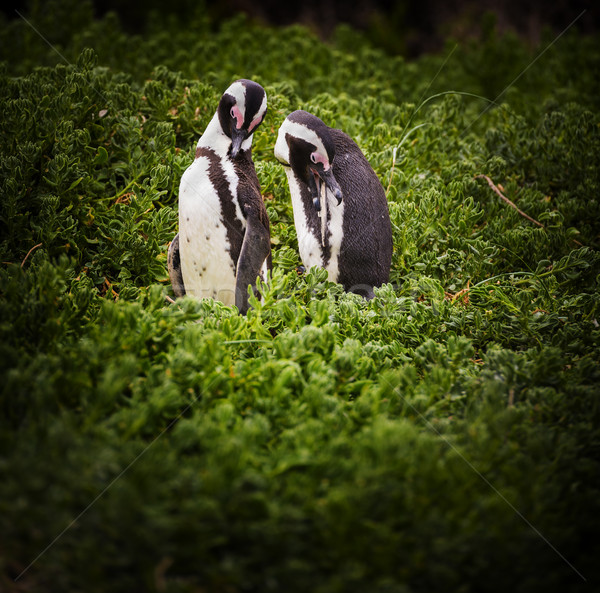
[168,79,271,314]
[274,110,392,299]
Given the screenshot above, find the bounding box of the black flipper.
[167,234,186,298]
[235,215,271,315]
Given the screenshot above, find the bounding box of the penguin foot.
[349,284,376,300]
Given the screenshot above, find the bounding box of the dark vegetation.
[1,1,599,591]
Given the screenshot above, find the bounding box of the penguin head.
[217,79,267,158]
[274,110,343,210]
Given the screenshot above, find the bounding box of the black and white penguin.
[168,79,271,314]
[274,110,392,298]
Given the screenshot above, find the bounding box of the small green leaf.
[67,177,84,191]
[94,146,109,165]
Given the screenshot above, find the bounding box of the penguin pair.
[168,80,392,313]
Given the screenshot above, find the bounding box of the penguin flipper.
[235,215,271,315]
[167,234,186,298]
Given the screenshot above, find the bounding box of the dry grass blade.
[21,243,43,267]
[475,174,544,228]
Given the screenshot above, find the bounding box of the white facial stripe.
[249,96,266,132]
[274,124,290,164]
[274,118,328,165]
[255,93,267,122]
[225,82,266,132]
[248,92,267,133]
[224,81,246,118]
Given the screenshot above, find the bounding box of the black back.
[330,129,392,292]
[290,125,392,293]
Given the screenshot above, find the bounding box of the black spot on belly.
[205,234,210,240]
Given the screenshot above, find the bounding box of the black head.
[217,79,267,158]
[274,110,342,209]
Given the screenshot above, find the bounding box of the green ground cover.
[1,2,599,591]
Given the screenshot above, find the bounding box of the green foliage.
[1,3,600,592]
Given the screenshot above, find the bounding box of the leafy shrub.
[1,2,599,592]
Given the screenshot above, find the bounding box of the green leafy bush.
[1,2,599,592]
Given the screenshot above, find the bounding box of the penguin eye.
[310,153,317,164]
[230,107,236,118]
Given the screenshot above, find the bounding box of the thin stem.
[21,243,43,267]
[475,174,544,228]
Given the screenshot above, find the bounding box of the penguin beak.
[319,168,343,205]
[308,168,343,210]
[308,171,322,210]
[230,127,246,158]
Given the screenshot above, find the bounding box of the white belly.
[178,156,244,305]
[286,169,344,282]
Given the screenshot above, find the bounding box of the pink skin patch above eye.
[310,151,330,170]
[248,115,263,133]
[231,105,244,130]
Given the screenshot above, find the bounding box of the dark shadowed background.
[2,0,597,56]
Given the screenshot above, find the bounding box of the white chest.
[178,155,246,305]
[286,169,344,282]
